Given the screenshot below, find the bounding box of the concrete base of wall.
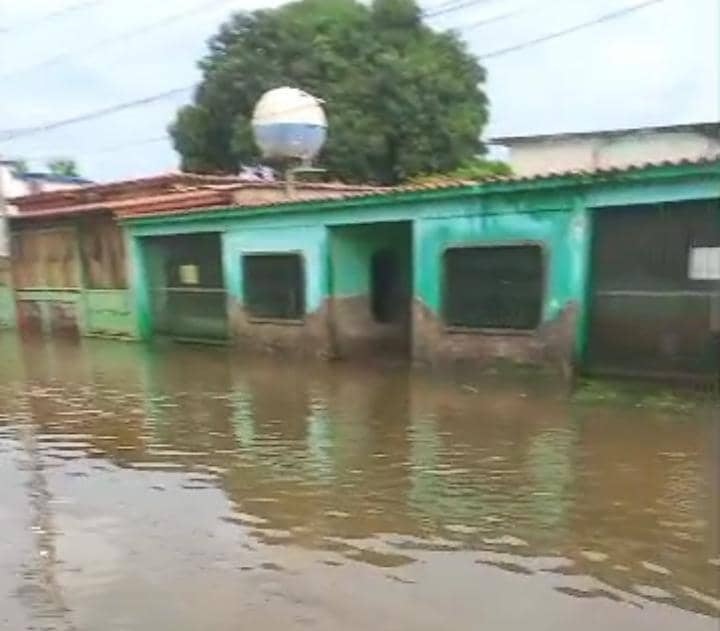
[229,300,332,358]
[329,295,409,359]
[411,300,578,378]
[14,289,135,340]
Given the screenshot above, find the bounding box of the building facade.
[1,159,717,382]
[491,122,720,177]
[118,157,720,382]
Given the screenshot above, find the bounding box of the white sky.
[0,0,718,182]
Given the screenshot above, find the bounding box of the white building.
[490,122,720,177]
[1,159,91,210]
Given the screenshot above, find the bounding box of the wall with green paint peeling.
[121,160,719,371]
[84,290,135,338]
[414,206,586,323]
[223,225,328,313]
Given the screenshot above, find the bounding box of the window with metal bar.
[243,253,305,320]
[443,245,543,330]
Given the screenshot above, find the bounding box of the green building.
[118,157,720,381]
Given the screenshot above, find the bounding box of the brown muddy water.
[0,335,717,631]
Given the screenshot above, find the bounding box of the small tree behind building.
[47,158,79,177]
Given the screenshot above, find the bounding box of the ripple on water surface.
[0,336,717,628]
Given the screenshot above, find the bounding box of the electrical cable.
[1,0,111,35]
[0,0,670,144]
[0,0,238,80]
[477,0,666,59]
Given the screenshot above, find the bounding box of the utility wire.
[478,0,666,59]
[21,135,170,161]
[459,1,542,32]
[1,0,111,35]
[0,0,237,80]
[0,93,325,142]
[0,87,194,142]
[0,0,670,143]
[424,0,495,18]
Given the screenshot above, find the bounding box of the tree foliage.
[409,158,512,184]
[170,0,488,184]
[12,159,28,175]
[47,158,79,177]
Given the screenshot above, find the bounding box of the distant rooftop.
[16,172,92,185]
[490,121,720,145]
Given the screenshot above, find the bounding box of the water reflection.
[0,334,717,629]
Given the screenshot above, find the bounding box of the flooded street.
[0,334,717,630]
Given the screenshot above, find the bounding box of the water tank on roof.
[251,87,327,162]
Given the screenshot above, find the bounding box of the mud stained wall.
[223,225,331,356]
[79,215,134,338]
[10,217,134,339]
[587,199,720,377]
[11,226,81,289]
[412,205,588,374]
[79,215,127,290]
[329,222,412,358]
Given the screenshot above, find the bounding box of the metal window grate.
[243,254,305,320]
[443,245,543,330]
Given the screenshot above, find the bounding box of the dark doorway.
[370,249,402,324]
[329,222,413,358]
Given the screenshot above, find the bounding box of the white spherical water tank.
[251,87,327,162]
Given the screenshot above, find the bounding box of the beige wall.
[504,130,720,176]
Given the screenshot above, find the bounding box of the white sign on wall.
[688,246,720,280]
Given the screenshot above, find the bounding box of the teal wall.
[414,206,584,324]
[122,162,719,361]
[329,222,411,297]
[84,289,135,338]
[224,225,328,313]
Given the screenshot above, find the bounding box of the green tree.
[12,159,28,175]
[170,0,488,184]
[47,158,79,177]
[410,158,513,184]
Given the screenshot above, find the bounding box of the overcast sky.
[0,0,717,182]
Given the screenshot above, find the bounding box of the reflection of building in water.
[306,396,335,483]
[526,428,576,533]
[407,380,576,539]
[231,389,255,448]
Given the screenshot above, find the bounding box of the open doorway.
[328,221,412,358]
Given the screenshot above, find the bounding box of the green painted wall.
[414,205,584,323]
[224,226,328,312]
[11,288,134,338]
[122,161,719,361]
[83,289,135,338]
[329,222,411,298]
[0,286,15,329]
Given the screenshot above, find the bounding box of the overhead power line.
[424,0,495,19]
[0,91,326,142]
[0,0,670,144]
[0,86,194,142]
[0,0,237,80]
[21,135,170,162]
[1,0,111,35]
[478,0,666,59]
[460,1,542,32]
